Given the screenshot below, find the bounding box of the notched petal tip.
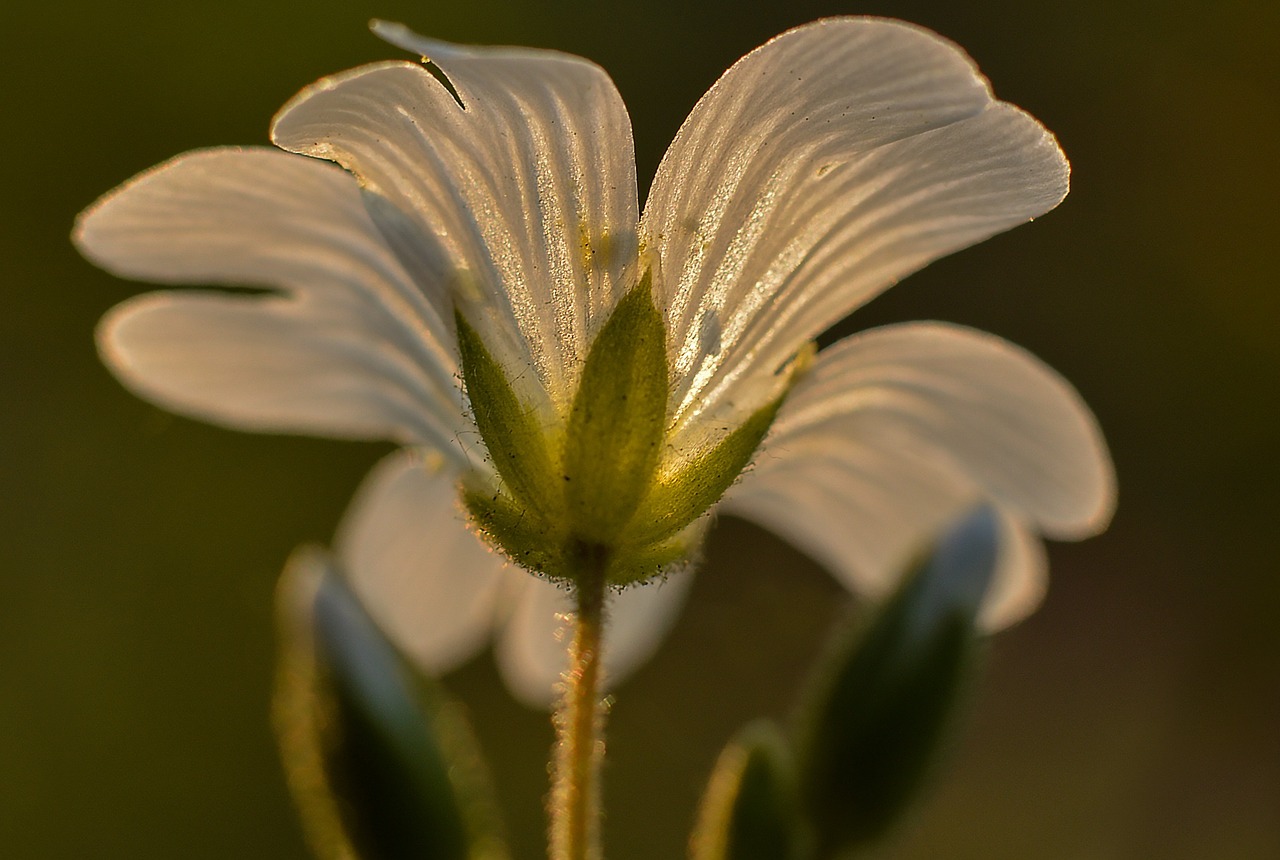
[850,321,1115,538]
[968,101,1071,220]
[367,19,468,109]
[370,19,451,59]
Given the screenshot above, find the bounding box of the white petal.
[982,512,1048,629]
[98,291,459,448]
[763,322,1115,537]
[335,450,511,674]
[77,147,470,460]
[725,442,1045,629]
[602,569,695,687]
[272,31,640,414]
[726,425,981,602]
[724,322,1113,628]
[492,576,574,707]
[495,571,695,708]
[642,18,1069,450]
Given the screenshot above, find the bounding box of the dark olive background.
[4,0,1277,857]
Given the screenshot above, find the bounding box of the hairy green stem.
[550,544,609,860]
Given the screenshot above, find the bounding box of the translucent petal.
[762,322,1115,537]
[76,147,470,461]
[492,576,573,708]
[98,291,462,451]
[335,450,513,674]
[642,18,1069,450]
[495,570,695,708]
[982,512,1048,629]
[272,29,640,414]
[725,426,981,602]
[724,321,1114,628]
[604,569,696,682]
[725,440,1042,630]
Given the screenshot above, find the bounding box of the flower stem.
[550,542,609,860]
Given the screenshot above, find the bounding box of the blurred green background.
[4,0,1277,856]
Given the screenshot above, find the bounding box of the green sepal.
[690,721,809,860]
[623,392,786,549]
[273,547,509,860]
[604,520,705,587]
[454,275,802,589]
[796,507,999,853]
[455,308,564,523]
[462,484,567,579]
[563,272,669,543]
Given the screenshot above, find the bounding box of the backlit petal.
[725,322,1113,628]
[726,425,981,603]
[604,569,695,684]
[762,322,1115,536]
[335,450,513,674]
[272,27,639,414]
[77,147,470,460]
[725,442,1044,629]
[643,18,1068,452]
[98,291,461,451]
[492,576,572,707]
[983,512,1048,629]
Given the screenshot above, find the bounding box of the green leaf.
[796,507,1000,854]
[273,547,509,860]
[455,308,564,524]
[690,721,809,860]
[562,272,669,543]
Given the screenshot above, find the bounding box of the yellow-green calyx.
[457,273,798,587]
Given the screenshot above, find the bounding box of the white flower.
[75,18,1115,707]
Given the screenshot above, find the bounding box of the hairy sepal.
[454,309,564,524]
[456,278,802,588]
[562,272,669,544]
[622,394,786,550]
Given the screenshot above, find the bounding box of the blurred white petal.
[602,569,696,687]
[493,576,574,708]
[272,29,639,413]
[642,18,1069,451]
[77,147,470,460]
[495,570,695,708]
[335,450,511,674]
[983,512,1048,629]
